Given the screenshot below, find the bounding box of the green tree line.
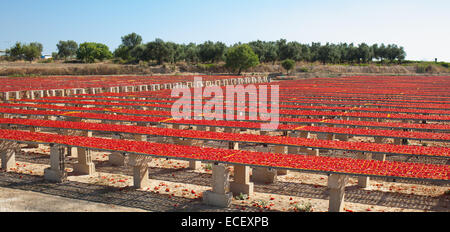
[4,33,407,66]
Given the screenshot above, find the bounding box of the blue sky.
[1,0,449,61]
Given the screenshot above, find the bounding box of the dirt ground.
[0,142,448,212]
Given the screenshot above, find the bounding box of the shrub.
[292,201,313,212]
[281,59,295,74]
[256,200,268,207]
[235,193,248,200]
[204,163,212,171]
[299,67,309,73]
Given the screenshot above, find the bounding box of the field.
[0,74,449,212]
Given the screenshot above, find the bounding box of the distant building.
[41,55,52,59]
[0,50,6,56]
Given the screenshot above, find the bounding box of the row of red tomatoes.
[41,96,450,115]
[13,99,450,121]
[0,128,448,181]
[0,105,449,141]
[0,117,448,158]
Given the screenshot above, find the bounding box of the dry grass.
[1,60,449,77]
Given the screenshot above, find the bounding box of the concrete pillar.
[109,134,127,166]
[73,147,95,175]
[356,152,372,188]
[252,167,277,184]
[328,174,348,212]
[298,131,318,157]
[373,153,386,161]
[287,132,299,154]
[128,154,151,189]
[134,134,147,142]
[228,141,239,150]
[374,137,384,144]
[223,127,236,134]
[44,145,67,182]
[335,134,349,141]
[109,152,127,166]
[230,165,253,195]
[273,145,289,175]
[69,147,78,158]
[203,164,233,207]
[316,133,329,140]
[1,149,16,171]
[171,136,201,170]
[189,160,202,170]
[299,147,319,156]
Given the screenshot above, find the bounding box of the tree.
[23,43,43,62]
[76,42,112,63]
[184,43,199,64]
[318,43,340,64]
[225,44,259,75]
[385,44,405,63]
[56,40,78,60]
[121,33,142,48]
[248,40,278,64]
[129,44,147,62]
[198,41,226,63]
[6,42,43,61]
[114,33,143,62]
[309,42,322,62]
[6,42,24,60]
[357,43,372,63]
[114,45,132,61]
[281,59,295,74]
[143,38,174,65]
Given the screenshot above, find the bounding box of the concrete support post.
[252,167,277,184]
[171,135,201,170]
[129,154,151,189]
[228,141,239,150]
[273,145,289,175]
[299,147,319,156]
[109,134,127,166]
[335,134,349,141]
[223,127,235,134]
[230,165,254,195]
[44,145,67,182]
[109,152,126,166]
[134,134,147,142]
[1,149,16,171]
[373,153,386,161]
[69,147,78,158]
[328,174,348,212]
[203,164,233,207]
[73,148,95,175]
[287,132,298,154]
[356,152,372,188]
[189,160,202,170]
[374,137,384,144]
